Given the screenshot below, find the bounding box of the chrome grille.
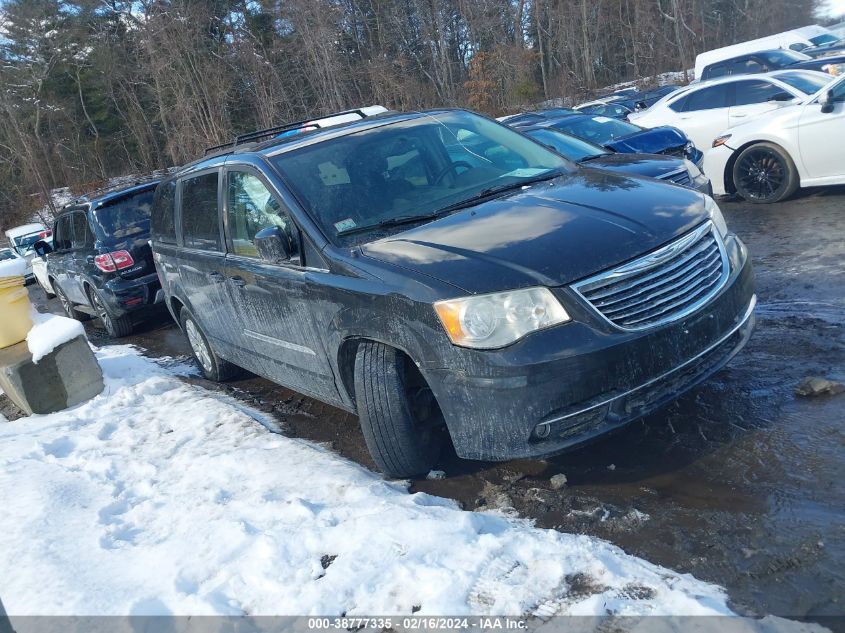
[572,221,729,331]
[657,167,692,187]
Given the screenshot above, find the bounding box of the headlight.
[434,287,570,349]
[704,195,728,238]
[683,159,701,179]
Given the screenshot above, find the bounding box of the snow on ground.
[0,345,822,627]
[26,310,86,363]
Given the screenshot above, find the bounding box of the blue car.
[509,112,703,166]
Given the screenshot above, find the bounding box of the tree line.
[0,0,817,227]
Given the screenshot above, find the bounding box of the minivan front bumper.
[425,234,755,461]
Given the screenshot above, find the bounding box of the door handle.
[229,276,246,288]
[207,271,225,283]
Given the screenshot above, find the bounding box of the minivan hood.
[361,170,708,295]
[604,126,689,155]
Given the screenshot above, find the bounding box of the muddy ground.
[21,188,845,621]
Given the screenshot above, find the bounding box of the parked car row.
[32,105,756,479]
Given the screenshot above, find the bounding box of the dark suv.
[35,181,164,337]
[152,108,756,478]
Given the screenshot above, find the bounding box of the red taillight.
[94,250,135,273]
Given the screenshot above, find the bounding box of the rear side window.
[180,172,221,251]
[152,181,177,244]
[682,84,729,111]
[732,80,783,106]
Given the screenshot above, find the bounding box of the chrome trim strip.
[538,294,757,429]
[572,221,730,331]
[244,330,317,356]
[656,167,689,181]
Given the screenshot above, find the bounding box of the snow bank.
[26,309,87,363]
[0,346,781,621]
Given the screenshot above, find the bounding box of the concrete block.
[0,335,103,415]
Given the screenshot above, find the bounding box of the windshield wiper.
[579,154,608,162]
[433,169,565,215]
[337,170,564,238]
[337,211,449,237]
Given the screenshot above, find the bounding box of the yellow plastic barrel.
[0,274,33,349]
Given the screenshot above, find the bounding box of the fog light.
[533,423,551,439]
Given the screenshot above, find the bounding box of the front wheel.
[179,308,240,381]
[732,142,798,204]
[354,341,445,478]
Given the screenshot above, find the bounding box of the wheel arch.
[723,138,797,196]
[336,335,430,413]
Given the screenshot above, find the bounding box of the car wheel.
[179,308,239,381]
[353,341,445,478]
[53,283,92,321]
[88,287,133,338]
[732,142,799,204]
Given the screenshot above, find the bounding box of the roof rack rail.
[204,106,388,155]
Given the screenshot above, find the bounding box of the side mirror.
[254,226,292,264]
[820,89,835,113]
[33,240,53,258]
[635,101,647,111]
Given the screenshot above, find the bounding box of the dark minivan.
[152,108,756,478]
[36,181,164,337]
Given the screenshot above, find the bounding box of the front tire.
[732,142,798,204]
[179,308,239,381]
[354,341,444,478]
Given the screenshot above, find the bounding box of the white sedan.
[629,70,832,152]
[704,73,845,203]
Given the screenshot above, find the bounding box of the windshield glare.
[271,111,570,244]
[775,71,831,94]
[550,116,641,145]
[525,128,608,161]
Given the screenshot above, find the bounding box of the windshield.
[549,116,641,145]
[525,128,608,161]
[0,249,17,261]
[93,190,154,239]
[761,49,811,66]
[810,34,839,46]
[12,233,44,253]
[775,71,832,94]
[271,111,570,244]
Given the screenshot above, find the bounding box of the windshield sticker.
[501,168,549,178]
[334,218,357,232]
[593,116,614,123]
